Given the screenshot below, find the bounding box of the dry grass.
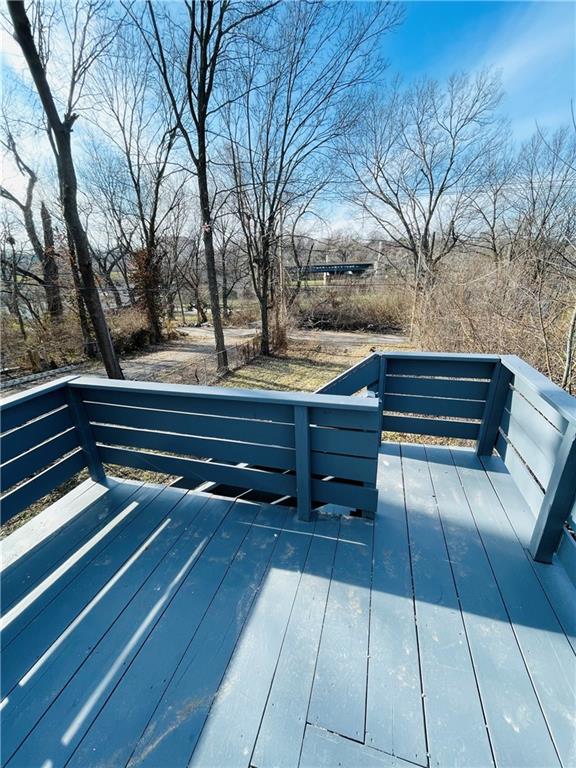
[220,339,379,392]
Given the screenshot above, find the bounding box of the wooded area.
[1,0,575,390]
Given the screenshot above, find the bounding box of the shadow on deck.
[1,443,574,768]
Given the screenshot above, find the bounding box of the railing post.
[530,423,576,563]
[476,359,513,456]
[294,405,312,521]
[65,385,106,483]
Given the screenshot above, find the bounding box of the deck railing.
[0,376,381,525]
[320,351,576,565]
[1,353,575,568]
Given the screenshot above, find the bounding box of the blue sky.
[384,0,575,141]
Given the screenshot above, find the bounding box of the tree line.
[2,1,574,386]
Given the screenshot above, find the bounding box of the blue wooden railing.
[1,353,575,569]
[0,376,381,525]
[319,351,576,566]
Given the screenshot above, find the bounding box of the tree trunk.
[9,1,123,379]
[67,235,98,358]
[39,202,64,320]
[103,269,123,309]
[197,140,228,373]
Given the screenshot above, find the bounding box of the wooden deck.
[1,443,574,768]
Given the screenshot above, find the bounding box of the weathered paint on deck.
[1,444,574,768]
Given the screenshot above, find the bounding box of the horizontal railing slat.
[496,432,545,517]
[1,428,79,494]
[99,445,297,497]
[1,407,74,464]
[506,388,564,459]
[386,358,496,380]
[382,414,480,440]
[0,389,68,435]
[384,393,486,420]
[93,425,375,484]
[317,354,380,396]
[86,402,296,448]
[385,375,489,401]
[499,407,556,489]
[0,450,86,524]
[502,355,574,428]
[80,387,295,424]
[310,478,377,513]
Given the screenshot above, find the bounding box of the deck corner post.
[65,384,106,483]
[377,354,387,445]
[294,404,312,521]
[530,423,576,563]
[476,359,513,456]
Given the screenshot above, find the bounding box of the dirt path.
[1,326,408,397]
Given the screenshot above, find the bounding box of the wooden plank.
[0,451,86,524]
[78,385,295,424]
[386,357,495,380]
[1,428,79,493]
[506,388,564,463]
[451,449,575,768]
[426,445,561,768]
[311,452,377,484]
[496,432,545,517]
[480,454,576,655]
[92,423,296,472]
[311,425,380,458]
[86,401,378,459]
[476,361,513,456]
[311,478,377,514]
[2,485,207,761]
[70,504,293,768]
[72,375,381,411]
[0,479,141,612]
[86,400,297,447]
[385,375,490,401]
[1,484,183,698]
[93,424,375,484]
[501,355,574,429]
[0,387,69,434]
[365,444,427,765]
[98,445,297,497]
[382,414,479,440]
[186,512,314,768]
[384,393,485,420]
[530,424,576,562]
[4,494,246,767]
[308,515,373,741]
[295,406,312,520]
[300,725,414,768]
[0,479,102,574]
[251,517,340,768]
[1,407,74,464]
[65,386,105,482]
[309,405,380,431]
[557,528,576,587]
[402,444,493,767]
[500,406,556,488]
[317,354,380,396]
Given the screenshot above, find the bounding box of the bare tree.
[8,0,123,377]
[86,25,184,342]
[0,126,64,319]
[127,1,278,373]
[346,72,503,283]
[224,1,401,353]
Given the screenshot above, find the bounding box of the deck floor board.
[2,444,574,768]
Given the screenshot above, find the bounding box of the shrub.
[293,287,408,332]
[108,308,153,356]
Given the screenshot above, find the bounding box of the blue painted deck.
[2,443,574,768]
